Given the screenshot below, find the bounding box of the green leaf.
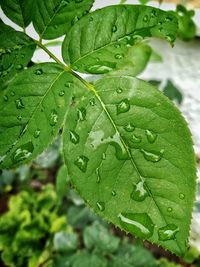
[32,0,95,40]
[62,5,178,74]
[163,80,183,105]
[0,63,83,169]
[56,164,70,202]
[63,76,196,256]
[83,221,120,253]
[71,251,107,267]
[0,30,36,91]
[54,231,78,252]
[108,43,152,76]
[1,0,33,28]
[0,19,15,34]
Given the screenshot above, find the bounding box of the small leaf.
[32,0,95,40]
[0,30,36,91]
[63,76,196,256]
[1,0,33,28]
[54,231,78,252]
[163,80,183,105]
[0,63,83,169]
[62,5,178,74]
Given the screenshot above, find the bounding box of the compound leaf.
[0,29,36,91]
[32,0,95,40]
[62,5,178,74]
[0,63,83,169]
[63,76,196,256]
[1,0,33,28]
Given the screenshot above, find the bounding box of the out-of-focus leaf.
[163,80,183,104]
[71,251,107,267]
[54,231,78,252]
[56,165,70,203]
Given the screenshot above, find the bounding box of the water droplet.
[165,16,173,22]
[145,130,157,143]
[12,142,34,164]
[89,98,95,106]
[151,10,157,18]
[17,115,22,121]
[89,16,93,22]
[143,15,148,22]
[115,43,121,48]
[77,107,86,121]
[166,34,174,43]
[14,44,22,51]
[118,213,154,238]
[158,224,179,241]
[131,134,142,144]
[112,190,116,196]
[117,99,130,114]
[50,109,58,126]
[102,152,106,160]
[71,16,79,25]
[96,167,101,183]
[116,87,123,94]
[3,95,8,102]
[115,53,124,60]
[112,25,117,33]
[10,91,15,96]
[96,201,105,211]
[124,123,135,132]
[69,130,79,144]
[65,82,71,88]
[179,193,185,200]
[131,181,148,201]
[167,207,173,212]
[21,54,25,58]
[34,129,40,138]
[74,155,89,173]
[110,132,129,160]
[59,90,65,96]
[15,98,24,109]
[85,61,116,74]
[34,68,43,75]
[16,64,23,70]
[141,149,164,163]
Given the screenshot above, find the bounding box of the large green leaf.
[62,5,178,74]
[0,29,36,91]
[0,63,82,169]
[0,19,15,34]
[1,0,33,28]
[32,0,95,40]
[63,76,196,256]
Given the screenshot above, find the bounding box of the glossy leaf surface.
[63,76,196,256]
[62,5,178,74]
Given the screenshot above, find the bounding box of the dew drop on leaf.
[131,134,142,144]
[116,87,123,94]
[77,107,86,121]
[69,130,80,144]
[112,25,117,32]
[16,64,23,70]
[17,115,22,121]
[96,201,105,211]
[50,109,58,126]
[151,10,157,18]
[112,190,116,196]
[74,155,89,173]
[145,129,157,143]
[143,15,149,22]
[71,16,79,25]
[65,82,71,88]
[86,62,116,74]
[118,213,154,238]
[115,53,124,59]
[158,224,179,241]
[34,129,40,138]
[110,132,129,160]
[117,99,130,114]
[167,207,173,212]
[15,98,24,109]
[124,123,135,132]
[12,142,34,164]
[3,95,8,102]
[140,149,164,163]
[179,193,185,200]
[102,152,106,160]
[131,181,148,201]
[10,91,15,96]
[89,98,95,106]
[59,90,65,96]
[115,43,121,48]
[89,16,93,22]
[34,68,43,75]
[165,17,173,22]
[96,167,101,183]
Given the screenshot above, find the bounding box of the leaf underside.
[62,5,178,74]
[32,0,95,40]
[63,76,196,256]
[0,63,83,169]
